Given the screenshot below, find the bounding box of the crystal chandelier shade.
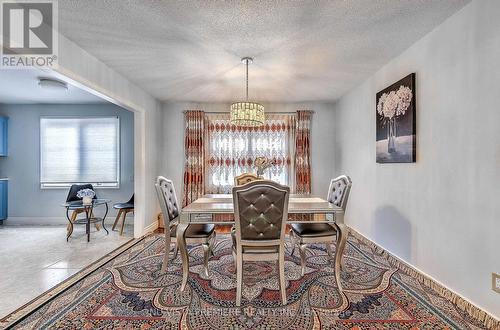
[230,57,265,127]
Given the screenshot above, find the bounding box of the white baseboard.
[3,217,68,225]
[349,228,500,328]
[142,221,158,235]
[3,212,128,226]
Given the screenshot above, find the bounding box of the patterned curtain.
[182,111,205,206]
[205,113,295,194]
[295,110,313,194]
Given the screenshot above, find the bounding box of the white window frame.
[39,116,121,189]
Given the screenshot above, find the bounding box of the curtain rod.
[182,111,314,114]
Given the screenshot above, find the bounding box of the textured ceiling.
[0,68,105,104]
[58,0,469,103]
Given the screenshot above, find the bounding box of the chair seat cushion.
[290,223,337,237]
[170,224,215,238]
[113,203,134,209]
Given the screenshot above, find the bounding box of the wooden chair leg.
[289,229,297,256]
[232,250,237,273]
[119,209,127,235]
[112,209,123,231]
[278,246,287,305]
[236,251,243,307]
[67,210,78,232]
[209,232,216,257]
[326,242,334,259]
[202,243,210,277]
[161,228,171,272]
[299,243,307,276]
[172,243,179,260]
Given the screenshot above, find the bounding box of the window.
[205,113,295,193]
[40,117,120,188]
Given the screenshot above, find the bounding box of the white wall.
[0,103,134,221]
[48,34,161,237]
[161,102,335,197]
[333,0,500,318]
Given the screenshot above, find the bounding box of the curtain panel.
[181,110,313,206]
[205,113,295,194]
[295,110,313,194]
[182,110,205,206]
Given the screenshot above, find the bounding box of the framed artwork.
[376,73,416,163]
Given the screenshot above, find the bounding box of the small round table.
[62,199,110,242]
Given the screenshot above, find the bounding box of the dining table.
[176,194,348,294]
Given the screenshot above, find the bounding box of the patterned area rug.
[2,234,490,329]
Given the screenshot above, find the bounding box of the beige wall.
[161,102,336,198]
[333,1,500,318]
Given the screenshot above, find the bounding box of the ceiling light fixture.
[38,77,68,91]
[230,57,264,127]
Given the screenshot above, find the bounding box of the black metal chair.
[112,195,134,235]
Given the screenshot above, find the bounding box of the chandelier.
[230,57,265,127]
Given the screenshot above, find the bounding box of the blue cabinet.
[0,180,7,221]
[0,116,7,156]
[0,116,7,221]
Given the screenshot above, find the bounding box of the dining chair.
[289,175,352,276]
[65,184,100,233]
[234,172,260,186]
[112,194,134,235]
[232,180,290,306]
[155,176,216,276]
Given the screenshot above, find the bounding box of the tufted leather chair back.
[155,177,180,228]
[234,173,260,186]
[327,175,352,211]
[233,180,290,243]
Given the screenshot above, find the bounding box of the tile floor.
[0,223,133,318]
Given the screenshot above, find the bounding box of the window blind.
[40,117,120,188]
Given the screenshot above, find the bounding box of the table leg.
[85,207,91,242]
[65,208,73,241]
[91,209,100,231]
[177,215,189,292]
[332,216,348,293]
[101,203,109,235]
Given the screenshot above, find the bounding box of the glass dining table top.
[61,199,111,209]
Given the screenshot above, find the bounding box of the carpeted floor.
[1,233,490,329]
